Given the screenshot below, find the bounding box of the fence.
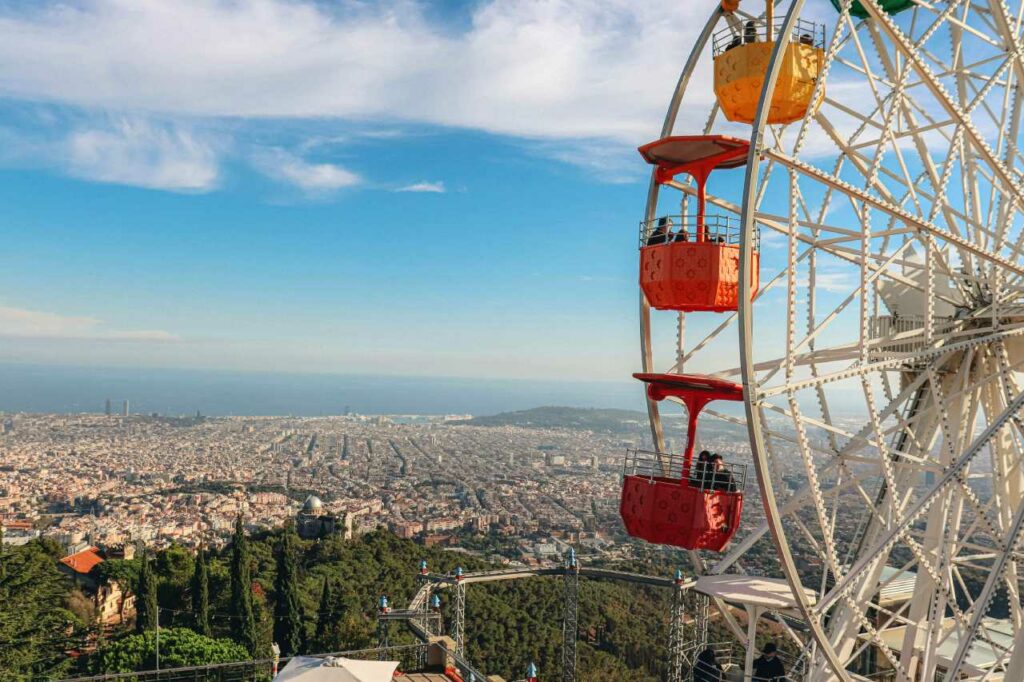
[56,644,430,682]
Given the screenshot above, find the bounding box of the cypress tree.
[191,545,210,636]
[136,552,158,633]
[314,577,333,649]
[273,528,303,656]
[230,515,258,655]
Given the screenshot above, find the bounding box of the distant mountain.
[452,406,653,432]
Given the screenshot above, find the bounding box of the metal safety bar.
[712,17,826,56]
[623,449,747,492]
[692,641,805,681]
[640,215,760,250]
[57,644,431,682]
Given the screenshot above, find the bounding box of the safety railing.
[623,449,747,493]
[692,640,806,681]
[443,645,490,682]
[640,215,760,250]
[712,17,826,56]
[56,643,431,682]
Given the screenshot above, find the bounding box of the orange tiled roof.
[60,547,104,574]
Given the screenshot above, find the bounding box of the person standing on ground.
[752,643,786,681]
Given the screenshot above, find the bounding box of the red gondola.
[638,135,759,313]
[620,373,746,552]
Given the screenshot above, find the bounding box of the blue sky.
[0,0,726,381]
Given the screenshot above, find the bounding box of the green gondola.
[829,0,915,19]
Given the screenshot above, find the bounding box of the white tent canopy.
[275,656,399,682]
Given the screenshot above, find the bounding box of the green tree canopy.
[192,546,210,636]
[272,528,303,656]
[230,516,259,655]
[136,552,158,634]
[87,627,249,673]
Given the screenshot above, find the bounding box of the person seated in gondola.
[707,453,738,493]
[725,33,742,51]
[693,646,723,682]
[743,20,758,44]
[690,450,714,489]
[647,217,672,245]
[673,225,690,242]
[799,32,814,46]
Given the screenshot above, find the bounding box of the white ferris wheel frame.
[639,0,1024,679]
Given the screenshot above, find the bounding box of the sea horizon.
[0,362,646,417]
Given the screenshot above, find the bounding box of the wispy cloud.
[251,147,360,193]
[396,181,445,193]
[65,117,220,191]
[0,305,178,341]
[0,1,711,143]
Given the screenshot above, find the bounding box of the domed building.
[301,495,324,516]
[296,494,338,539]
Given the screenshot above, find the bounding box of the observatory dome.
[301,495,324,515]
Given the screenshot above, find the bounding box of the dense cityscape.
[0,406,764,563]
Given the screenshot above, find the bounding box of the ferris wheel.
[619,0,1024,680]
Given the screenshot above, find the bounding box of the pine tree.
[136,552,158,633]
[191,545,210,636]
[273,528,303,656]
[0,524,6,581]
[230,516,258,655]
[314,577,333,649]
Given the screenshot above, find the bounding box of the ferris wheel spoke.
[815,385,1024,616]
[764,149,1024,276]
[860,0,1024,207]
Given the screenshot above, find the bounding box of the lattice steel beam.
[562,551,579,682]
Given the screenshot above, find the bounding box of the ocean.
[0,363,645,417]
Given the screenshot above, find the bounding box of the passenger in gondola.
[725,33,742,51]
[708,453,738,493]
[690,450,714,489]
[743,20,758,44]
[647,217,672,246]
[693,646,723,682]
[799,32,814,46]
[673,226,690,242]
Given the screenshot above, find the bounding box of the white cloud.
[396,181,445,193]
[252,147,360,192]
[0,1,713,144]
[65,117,219,191]
[0,305,178,341]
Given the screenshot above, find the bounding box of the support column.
[454,579,466,658]
[744,605,762,681]
[377,596,391,660]
[562,549,580,682]
[668,572,688,682]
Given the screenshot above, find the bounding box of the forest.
[0,525,694,681]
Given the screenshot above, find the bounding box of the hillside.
[453,406,650,433]
[3,529,697,681]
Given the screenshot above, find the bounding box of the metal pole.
[155,606,160,671]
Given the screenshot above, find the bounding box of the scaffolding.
[668,575,688,682]
[454,578,467,657]
[562,549,580,682]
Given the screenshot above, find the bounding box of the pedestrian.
[752,642,786,681]
[693,646,723,682]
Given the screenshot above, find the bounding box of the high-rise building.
[104,399,112,416]
[122,400,130,417]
